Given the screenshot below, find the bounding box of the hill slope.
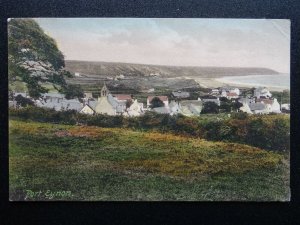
[65,60,279,78]
[9,120,289,201]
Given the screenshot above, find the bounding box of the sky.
[34,18,290,73]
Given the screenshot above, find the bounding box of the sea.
[216,74,290,90]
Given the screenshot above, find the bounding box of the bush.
[175,117,200,136]
[201,102,219,114]
[231,112,248,120]
[9,106,290,151]
[15,95,34,107]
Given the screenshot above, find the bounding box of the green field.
[9,120,290,201]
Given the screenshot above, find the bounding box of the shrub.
[231,112,248,120]
[201,102,219,114]
[15,95,35,107]
[9,107,290,151]
[175,117,200,136]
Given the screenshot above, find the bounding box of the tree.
[15,94,34,107]
[126,99,133,108]
[62,84,84,100]
[232,101,243,112]
[219,97,230,102]
[8,18,72,99]
[219,101,231,112]
[247,118,266,149]
[150,97,165,108]
[268,118,290,151]
[201,102,219,114]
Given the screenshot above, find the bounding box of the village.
[9,82,290,117]
[7,18,291,203]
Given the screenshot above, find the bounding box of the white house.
[179,100,203,116]
[147,88,155,93]
[256,98,281,113]
[37,97,83,111]
[94,84,118,115]
[210,89,220,95]
[229,87,240,95]
[126,99,144,117]
[114,74,125,80]
[169,101,181,115]
[220,87,240,97]
[94,84,145,116]
[249,102,271,114]
[271,98,281,113]
[239,103,253,114]
[281,103,290,111]
[221,90,227,97]
[80,104,95,115]
[254,87,272,98]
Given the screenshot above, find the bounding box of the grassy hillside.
[65,60,279,78]
[9,120,289,201]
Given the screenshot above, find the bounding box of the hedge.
[9,106,290,151]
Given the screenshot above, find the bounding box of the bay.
[216,74,290,90]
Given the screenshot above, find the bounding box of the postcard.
[8,18,290,201]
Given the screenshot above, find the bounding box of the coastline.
[193,77,289,92]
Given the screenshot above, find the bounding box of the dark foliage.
[15,95,34,107]
[9,107,289,152]
[62,84,84,100]
[150,97,165,108]
[8,18,70,98]
[201,102,219,114]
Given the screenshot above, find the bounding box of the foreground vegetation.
[10,107,290,151]
[9,120,289,201]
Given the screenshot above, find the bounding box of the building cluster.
[210,86,283,114]
[9,84,289,116]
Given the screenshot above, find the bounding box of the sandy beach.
[193,77,289,92]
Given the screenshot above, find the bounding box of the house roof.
[113,94,132,101]
[37,98,83,111]
[172,91,190,98]
[87,100,97,110]
[81,104,95,112]
[227,93,238,96]
[180,105,202,116]
[41,93,65,98]
[180,100,202,106]
[147,96,168,102]
[256,98,273,105]
[108,94,127,112]
[179,100,202,116]
[107,94,120,108]
[249,102,267,111]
